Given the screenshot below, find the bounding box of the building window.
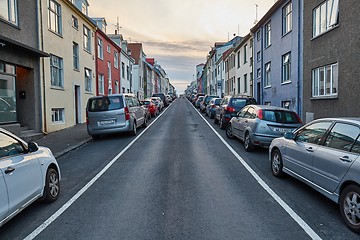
[72,15,78,29]
[312,63,338,97]
[122,87,125,93]
[256,30,261,41]
[264,62,271,87]
[98,74,104,95]
[313,0,339,37]
[237,51,240,68]
[121,62,125,78]
[257,68,261,78]
[250,57,253,67]
[50,54,63,88]
[243,44,247,64]
[265,21,271,48]
[85,68,92,92]
[107,61,111,84]
[282,2,292,35]
[282,52,291,83]
[73,42,79,70]
[114,51,118,68]
[51,108,64,123]
[81,2,87,15]
[107,45,110,53]
[257,51,261,62]
[282,101,291,109]
[237,77,241,94]
[114,81,119,94]
[83,25,91,52]
[0,0,17,24]
[265,102,271,106]
[48,0,62,35]
[244,74,247,93]
[127,66,130,80]
[97,38,103,59]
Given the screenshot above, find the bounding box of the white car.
[0,128,61,227]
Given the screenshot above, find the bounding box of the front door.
[74,85,80,124]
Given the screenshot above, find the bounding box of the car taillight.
[124,107,130,120]
[212,105,216,108]
[225,106,235,112]
[257,109,263,120]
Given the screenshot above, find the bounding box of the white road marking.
[23,106,170,240]
[191,102,322,240]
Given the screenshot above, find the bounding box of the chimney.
[115,30,117,35]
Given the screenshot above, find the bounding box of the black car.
[214,95,257,129]
[152,93,169,107]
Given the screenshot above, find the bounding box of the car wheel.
[226,124,234,139]
[244,132,254,152]
[339,185,360,233]
[142,117,148,128]
[91,135,100,140]
[219,116,226,129]
[130,123,137,136]
[271,149,285,177]
[41,168,60,203]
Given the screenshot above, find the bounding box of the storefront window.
[0,62,17,123]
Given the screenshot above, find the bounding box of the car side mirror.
[284,132,294,140]
[28,141,39,152]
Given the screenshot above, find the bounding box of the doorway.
[74,85,80,124]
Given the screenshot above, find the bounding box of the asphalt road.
[1,97,359,239]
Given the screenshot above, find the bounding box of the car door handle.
[339,156,352,162]
[306,147,314,152]
[5,167,15,174]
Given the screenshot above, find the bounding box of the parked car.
[205,98,222,119]
[0,128,61,227]
[199,95,218,113]
[152,93,169,107]
[142,99,159,117]
[226,105,302,151]
[192,93,205,106]
[269,117,360,233]
[214,95,257,129]
[195,96,204,108]
[86,94,147,139]
[150,97,164,112]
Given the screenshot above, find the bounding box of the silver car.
[269,118,360,233]
[226,105,302,151]
[0,128,61,227]
[86,94,147,139]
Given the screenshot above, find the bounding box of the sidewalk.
[35,123,92,158]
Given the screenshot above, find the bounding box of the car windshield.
[231,99,247,108]
[88,96,124,112]
[263,110,300,124]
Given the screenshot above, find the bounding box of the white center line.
[24,106,169,240]
[191,101,322,240]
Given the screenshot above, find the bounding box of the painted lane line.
[24,106,170,240]
[190,101,322,240]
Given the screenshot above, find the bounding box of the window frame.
[0,0,18,25]
[312,0,339,38]
[282,2,292,35]
[50,54,63,88]
[98,74,104,95]
[282,52,291,83]
[71,15,78,30]
[264,62,271,87]
[264,21,271,48]
[97,37,103,60]
[311,63,338,98]
[84,68,92,92]
[51,108,65,123]
[83,25,91,53]
[73,42,79,70]
[48,0,62,35]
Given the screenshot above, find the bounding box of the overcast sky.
[88,0,275,93]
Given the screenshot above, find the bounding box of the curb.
[54,138,92,158]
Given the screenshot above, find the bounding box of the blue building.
[251,0,303,117]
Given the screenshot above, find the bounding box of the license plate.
[273,127,291,133]
[98,119,115,126]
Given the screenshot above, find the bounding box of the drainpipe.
[38,0,47,133]
[297,0,302,117]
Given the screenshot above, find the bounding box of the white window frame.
[71,15,78,29]
[83,25,91,52]
[257,68,261,79]
[98,74,104,95]
[243,44,247,64]
[282,2,292,35]
[73,42,79,70]
[85,68,92,92]
[97,37,103,59]
[50,54,63,88]
[107,45,110,53]
[312,63,338,98]
[0,0,18,24]
[51,108,64,123]
[264,62,271,87]
[114,51,118,69]
[48,0,62,35]
[313,0,339,37]
[265,22,271,48]
[282,52,291,83]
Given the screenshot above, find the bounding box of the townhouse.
[39,0,97,133]
[251,0,303,116]
[223,48,236,95]
[0,0,48,136]
[93,18,121,95]
[302,0,359,122]
[128,43,145,100]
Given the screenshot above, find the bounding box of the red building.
[94,18,121,95]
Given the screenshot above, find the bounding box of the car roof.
[312,117,360,124]
[246,104,294,111]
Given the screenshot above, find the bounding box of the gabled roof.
[251,0,286,33]
[127,43,143,64]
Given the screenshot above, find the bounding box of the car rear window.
[263,110,300,124]
[88,96,124,112]
[231,98,247,108]
[143,101,151,105]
